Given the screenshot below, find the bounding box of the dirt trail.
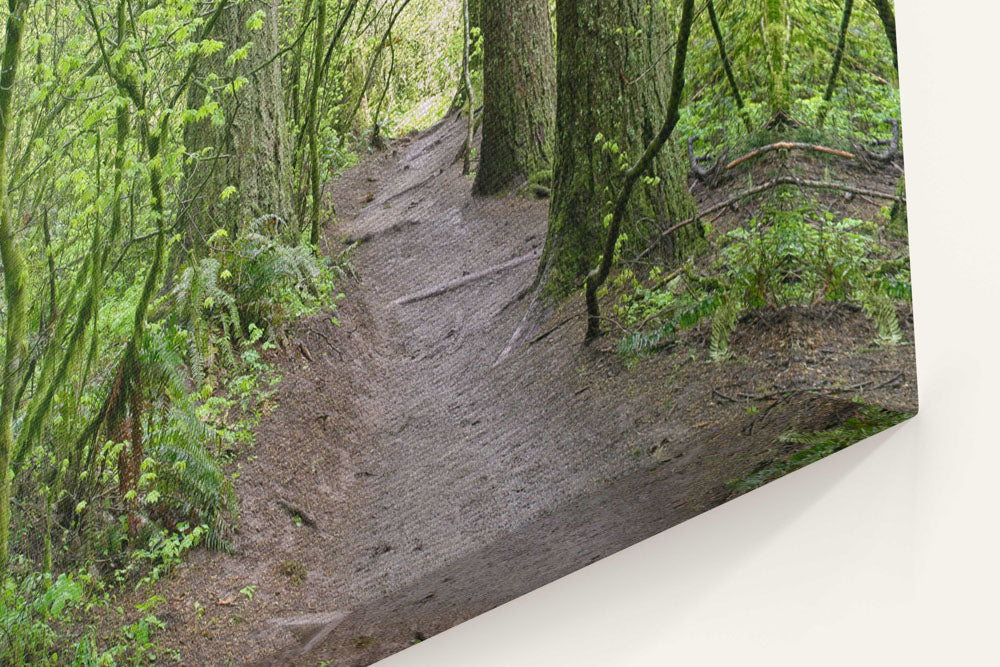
[157,115,917,666]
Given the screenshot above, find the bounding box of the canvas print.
[0,0,915,664]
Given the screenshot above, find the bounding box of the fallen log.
[658,176,904,240]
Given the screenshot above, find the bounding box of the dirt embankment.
[153,114,916,666]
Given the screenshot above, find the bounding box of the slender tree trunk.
[461,0,476,175]
[0,0,31,569]
[870,0,897,72]
[818,0,854,127]
[537,0,696,300]
[706,0,744,111]
[764,0,791,117]
[472,0,555,195]
[181,0,293,248]
[308,0,326,246]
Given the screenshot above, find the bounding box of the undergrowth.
[614,191,910,364]
[5,225,351,663]
[726,406,912,496]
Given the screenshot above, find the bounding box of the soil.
[147,114,917,665]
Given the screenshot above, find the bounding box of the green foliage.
[0,547,183,665]
[709,198,903,357]
[615,196,909,362]
[226,216,332,335]
[0,563,86,664]
[676,0,899,154]
[727,406,912,495]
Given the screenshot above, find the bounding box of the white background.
[382,2,999,664]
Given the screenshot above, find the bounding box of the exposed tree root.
[393,250,541,306]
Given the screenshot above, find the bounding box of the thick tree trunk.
[537,0,696,300]
[181,0,293,247]
[461,0,476,175]
[472,0,555,195]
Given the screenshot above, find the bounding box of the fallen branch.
[393,250,541,306]
[860,118,900,163]
[688,135,728,185]
[689,136,712,180]
[726,142,855,170]
[656,176,904,242]
[737,371,903,401]
[529,311,584,345]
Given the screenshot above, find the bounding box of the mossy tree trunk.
[764,0,791,117]
[537,0,696,300]
[870,0,898,72]
[0,0,31,569]
[181,0,293,249]
[472,0,555,195]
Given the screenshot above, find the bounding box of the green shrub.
[616,196,909,362]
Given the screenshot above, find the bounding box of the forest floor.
[143,114,917,665]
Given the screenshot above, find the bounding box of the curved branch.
[688,136,712,181]
[862,118,900,162]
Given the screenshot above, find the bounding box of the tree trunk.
[870,0,898,72]
[461,0,476,175]
[537,0,696,300]
[181,0,293,248]
[764,0,791,117]
[0,0,31,569]
[472,0,555,195]
[818,0,854,127]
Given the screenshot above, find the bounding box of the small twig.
[871,371,904,391]
[712,387,737,403]
[304,325,344,361]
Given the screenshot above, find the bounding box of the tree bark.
[472,0,555,195]
[461,0,476,175]
[307,0,326,246]
[584,0,697,340]
[764,0,791,116]
[818,0,854,127]
[537,0,696,300]
[0,0,31,569]
[181,0,293,248]
[870,0,898,72]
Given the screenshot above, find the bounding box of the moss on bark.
[537,0,697,300]
[765,0,791,116]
